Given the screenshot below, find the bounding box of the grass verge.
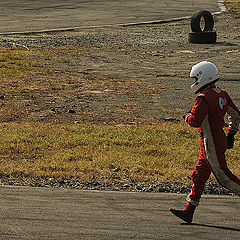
[0,122,239,187]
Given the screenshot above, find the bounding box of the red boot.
[169,203,196,223]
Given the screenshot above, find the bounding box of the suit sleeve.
[226,93,240,133]
[184,96,209,128]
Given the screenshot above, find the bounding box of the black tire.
[188,31,217,44]
[191,10,214,32]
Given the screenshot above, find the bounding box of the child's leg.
[187,153,212,206]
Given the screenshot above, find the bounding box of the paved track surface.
[1,186,239,239]
[0,0,221,33]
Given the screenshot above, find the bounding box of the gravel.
[0,176,233,196]
[0,13,239,124]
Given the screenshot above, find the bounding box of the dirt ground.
[0,11,239,125]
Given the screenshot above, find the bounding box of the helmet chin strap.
[196,81,218,94]
[196,84,211,94]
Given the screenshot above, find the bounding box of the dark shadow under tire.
[191,10,214,32]
[189,31,217,44]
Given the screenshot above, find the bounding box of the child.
[170,61,240,223]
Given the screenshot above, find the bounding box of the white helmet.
[190,61,219,94]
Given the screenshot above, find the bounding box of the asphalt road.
[1,185,239,240]
[0,0,221,33]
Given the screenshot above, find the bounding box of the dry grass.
[225,0,240,13]
[0,46,239,186]
[0,122,198,182]
[0,48,167,124]
[0,122,239,185]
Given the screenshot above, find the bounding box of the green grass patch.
[0,122,239,185]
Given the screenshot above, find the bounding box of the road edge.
[0,1,228,36]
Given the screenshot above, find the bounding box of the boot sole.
[169,208,193,224]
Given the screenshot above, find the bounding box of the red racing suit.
[184,86,240,206]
